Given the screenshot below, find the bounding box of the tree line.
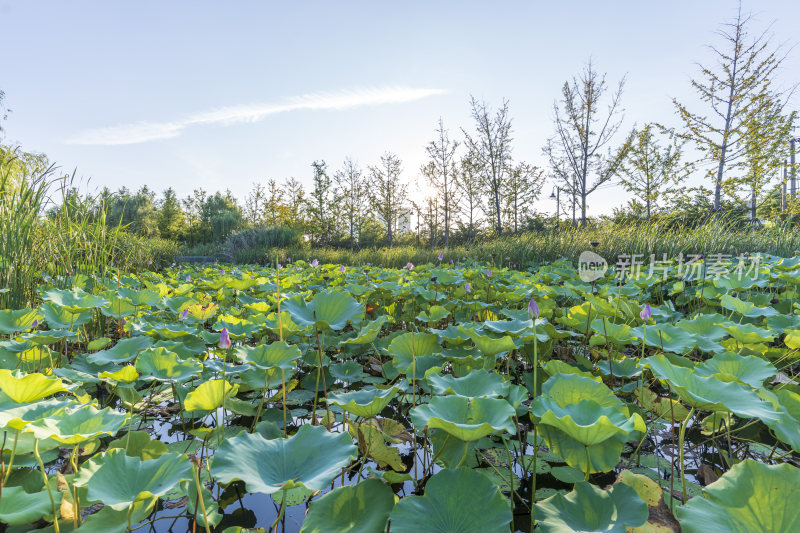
[2,8,798,252]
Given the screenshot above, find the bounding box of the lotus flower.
[438,252,444,261]
[340,265,346,273]
[181,309,189,320]
[185,275,191,282]
[528,298,539,318]
[465,282,472,293]
[311,259,319,267]
[277,263,283,270]
[640,304,652,321]
[221,268,226,275]
[31,319,38,329]
[487,269,493,277]
[219,327,231,349]
[147,260,152,265]
[406,262,414,270]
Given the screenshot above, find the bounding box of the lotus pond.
[1,256,799,532]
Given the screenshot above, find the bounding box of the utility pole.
[791,138,797,199]
[783,159,788,213]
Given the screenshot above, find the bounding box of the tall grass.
[0,159,179,308]
[246,218,800,269]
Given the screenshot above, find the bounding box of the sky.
[2,0,799,218]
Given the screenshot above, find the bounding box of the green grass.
[238,218,800,269]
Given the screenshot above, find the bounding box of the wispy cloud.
[66,86,447,146]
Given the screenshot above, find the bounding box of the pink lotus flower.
[311,259,319,267]
[185,275,191,282]
[340,265,346,273]
[181,309,189,320]
[147,260,153,265]
[219,327,231,349]
[406,262,414,270]
[465,283,472,293]
[487,269,493,277]
[528,298,539,318]
[438,252,443,261]
[221,268,226,275]
[640,304,652,321]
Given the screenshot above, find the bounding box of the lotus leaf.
[0,369,66,403]
[0,486,61,525]
[74,449,192,510]
[235,341,301,370]
[0,308,43,334]
[27,403,128,443]
[134,347,201,382]
[676,460,800,533]
[389,468,512,533]
[212,424,357,494]
[536,481,648,532]
[283,291,363,331]
[326,386,399,417]
[183,379,238,412]
[300,478,395,533]
[410,395,516,441]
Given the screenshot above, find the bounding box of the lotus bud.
[221,268,226,275]
[406,262,414,270]
[219,327,231,349]
[487,269,493,277]
[311,259,319,267]
[181,309,189,320]
[640,304,652,321]
[186,275,191,282]
[465,282,472,293]
[147,260,153,265]
[31,319,38,329]
[438,252,443,261]
[340,265,346,273]
[528,298,539,319]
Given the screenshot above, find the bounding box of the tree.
[672,5,791,214]
[0,89,8,142]
[307,160,333,246]
[455,149,483,241]
[616,124,692,220]
[502,162,545,233]
[244,182,266,225]
[739,92,795,219]
[463,97,513,235]
[264,179,287,226]
[157,187,185,238]
[422,118,459,247]
[282,177,306,229]
[368,152,407,246]
[545,59,632,227]
[334,157,367,251]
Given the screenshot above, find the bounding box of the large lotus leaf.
[426,369,506,398]
[483,318,534,336]
[0,485,61,525]
[416,305,451,323]
[21,329,76,346]
[388,332,442,360]
[41,287,108,312]
[87,336,154,364]
[300,478,395,533]
[675,313,732,341]
[631,323,696,354]
[0,397,71,429]
[643,354,778,420]
[99,365,140,383]
[0,369,66,402]
[721,323,775,345]
[410,396,516,441]
[676,461,800,533]
[461,326,517,356]
[27,403,128,443]
[433,325,472,345]
[343,315,390,344]
[212,424,357,494]
[326,386,399,418]
[183,379,238,412]
[74,449,192,510]
[532,397,645,447]
[40,301,93,329]
[116,287,161,307]
[694,351,775,387]
[134,347,201,382]
[540,373,622,410]
[389,467,512,533]
[264,310,306,338]
[235,341,301,370]
[100,292,139,318]
[720,294,778,318]
[329,361,369,382]
[758,389,800,452]
[0,308,43,334]
[635,387,690,422]
[283,291,363,331]
[108,430,169,460]
[536,481,648,533]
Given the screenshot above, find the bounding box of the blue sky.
[2,1,798,216]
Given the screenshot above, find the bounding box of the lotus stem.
[70,445,81,528]
[584,446,591,481]
[679,407,695,503]
[3,430,18,484]
[34,438,60,533]
[271,490,287,533]
[530,426,538,526]
[192,461,212,533]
